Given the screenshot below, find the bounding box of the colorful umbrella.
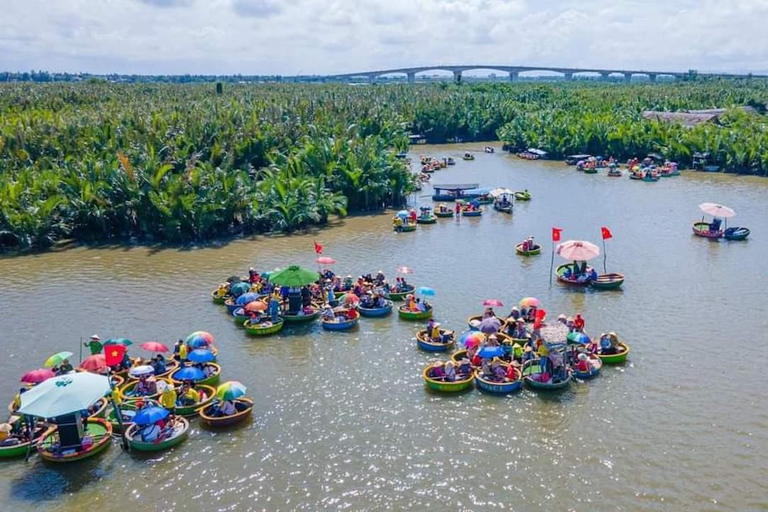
[79,355,107,373]
[236,292,261,305]
[19,372,110,418]
[479,317,502,334]
[133,406,170,426]
[483,299,504,308]
[340,293,360,304]
[20,368,55,384]
[315,256,336,265]
[140,341,169,353]
[216,381,247,401]
[566,332,590,345]
[173,366,205,382]
[230,282,251,297]
[556,240,600,261]
[460,331,486,348]
[244,301,268,313]
[104,338,133,347]
[268,265,320,287]
[186,331,214,348]
[44,351,74,368]
[396,266,414,274]
[699,202,735,218]
[396,210,409,219]
[129,365,155,377]
[188,349,216,363]
[477,346,505,359]
[520,297,541,308]
[416,286,435,296]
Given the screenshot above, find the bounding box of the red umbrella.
[79,355,107,373]
[340,293,360,304]
[396,266,414,274]
[483,299,504,308]
[141,341,170,353]
[316,256,336,265]
[20,368,55,384]
[244,301,268,313]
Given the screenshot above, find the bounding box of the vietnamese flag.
[314,241,323,255]
[104,344,126,366]
[552,227,563,242]
[601,227,613,240]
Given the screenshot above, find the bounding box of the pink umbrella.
[699,203,735,218]
[316,256,336,265]
[141,341,170,353]
[520,297,541,308]
[340,293,360,304]
[20,368,55,384]
[79,355,107,373]
[483,299,504,308]
[556,240,600,261]
[396,266,414,274]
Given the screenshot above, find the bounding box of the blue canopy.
[172,366,205,381]
[187,349,216,363]
[133,406,170,426]
[477,346,505,359]
[236,292,260,305]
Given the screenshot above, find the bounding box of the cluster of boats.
[2,333,253,463]
[567,154,682,180]
[692,203,750,241]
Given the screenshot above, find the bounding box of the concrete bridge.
[328,65,762,83]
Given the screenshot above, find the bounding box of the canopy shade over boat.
[489,188,513,197]
[526,148,548,157]
[431,183,479,191]
[463,188,492,196]
[268,265,320,287]
[699,203,735,218]
[19,372,110,418]
[556,240,600,261]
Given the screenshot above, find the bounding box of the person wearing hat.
[576,352,590,373]
[523,345,534,362]
[506,306,520,321]
[443,361,457,382]
[84,334,103,356]
[426,318,440,342]
[0,423,13,444]
[57,359,74,375]
[158,381,177,415]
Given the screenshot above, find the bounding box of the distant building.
[642,107,757,128]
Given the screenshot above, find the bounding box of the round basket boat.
[399,225,417,232]
[466,315,507,331]
[358,301,394,318]
[597,342,630,364]
[474,365,522,394]
[38,418,112,463]
[211,291,228,305]
[244,318,284,336]
[416,215,437,224]
[170,363,221,387]
[119,378,173,404]
[232,308,252,325]
[0,423,48,459]
[592,273,624,290]
[515,243,541,256]
[435,210,454,218]
[125,416,190,452]
[398,306,433,321]
[572,354,603,380]
[224,299,243,314]
[321,314,359,331]
[556,263,592,287]
[461,209,483,217]
[173,384,216,417]
[125,360,181,383]
[106,400,151,434]
[87,397,109,419]
[386,287,415,301]
[416,329,455,352]
[521,360,572,391]
[692,222,723,239]
[422,364,475,393]
[199,398,253,428]
[282,307,320,324]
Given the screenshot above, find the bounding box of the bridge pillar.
[600,72,611,82]
[453,70,462,83]
[407,72,416,84]
[563,72,573,81]
[648,73,657,82]
[624,73,632,82]
[508,71,519,82]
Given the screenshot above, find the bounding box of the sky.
[2,0,768,75]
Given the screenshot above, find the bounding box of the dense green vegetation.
[1,80,767,250]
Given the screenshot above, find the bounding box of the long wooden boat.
[38,418,112,463]
[125,416,190,452]
[171,363,221,387]
[282,307,320,324]
[522,360,572,391]
[592,273,625,290]
[474,365,522,394]
[422,364,474,392]
[724,227,750,241]
[244,318,284,336]
[199,398,253,427]
[398,306,433,320]
[173,384,216,416]
[358,301,393,318]
[515,243,541,256]
[416,329,455,352]
[692,222,723,239]
[386,286,415,301]
[461,209,483,217]
[0,423,48,459]
[597,342,630,364]
[514,191,531,201]
[573,354,603,380]
[416,215,437,224]
[556,263,592,287]
[119,378,173,404]
[435,210,454,218]
[322,315,359,331]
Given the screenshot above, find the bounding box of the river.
[1,144,767,511]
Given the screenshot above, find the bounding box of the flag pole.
[602,238,607,273]
[549,240,555,286]
[108,367,129,450]
[78,336,83,365]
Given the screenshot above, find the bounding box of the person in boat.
[194,362,215,378]
[373,294,388,308]
[321,304,335,321]
[177,381,200,406]
[509,318,527,339]
[563,266,573,280]
[573,314,585,333]
[214,282,230,299]
[575,352,590,373]
[57,359,74,375]
[512,342,523,363]
[375,270,386,286]
[600,332,621,355]
[135,375,154,396]
[428,363,445,380]
[525,306,537,323]
[710,218,722,233]
[507,306,520,322]
[491,360,507,381]
[443,361,457,382]
[586,335,600,354]
[159,382,177,415]
[487,334,500,347]
[84,334,103,356]
[426,319,440,342]
[457,358,472,375]
[454,202,461,215]
[139,420,162,443]
[482,307,496,320]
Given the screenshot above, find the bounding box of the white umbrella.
[19,372,110,418]
[129,365,155,378]
[556,240,600,261]
[490,188,513,197]
[699,203,735,218]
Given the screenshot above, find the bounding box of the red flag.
[314,241,323,255]
[601,227,613,240]
[104,344,126,366]
[552,227,562,242]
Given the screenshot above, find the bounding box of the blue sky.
[2,0,767,75]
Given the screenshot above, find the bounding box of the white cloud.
[0,0,766,74]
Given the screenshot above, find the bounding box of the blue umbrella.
[477,346,505,359]
[416,286,435,296]
[396,210,409,219]
[173,366,205,381]
[187,349,216,363]
[133,406,170,426]
[566,332,590,345]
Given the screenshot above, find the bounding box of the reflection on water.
[1,143,768,511]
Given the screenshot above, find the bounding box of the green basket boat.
[281,308,320,324]
[522,361,572,391]
[119,378,173,404]
[0,424,48,459]
[173,384,216,417]
[211,291,227,305]
[399,225,417,232]
[597,342,630,364]
[244,318,284,336]
[416,215,437,224]
[435,210,454,218]
[422,364,475,392]
[38,418,112,463]
[171,363,221,387]
[398,306,433,320]
[515,243,541,256]
[125,416,190,452]
[592,273,624,290]
[386,287,415,301]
